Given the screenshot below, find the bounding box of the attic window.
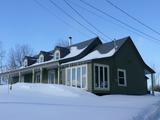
[39,54,44,63]
[54,50,60,60]
[23,59,28,67]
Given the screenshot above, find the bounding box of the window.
[72,68,76,87]
[66,65,87,89]
[55,50,60,60]
[48,70,55,84]
[94,64,109,89]
[118,69,127,86]
[39,54,44,63]
[77,67,81,88]
[23,59,28,67]
[35,72,40,83]
[82,66,87,88]
[66,68,71,86]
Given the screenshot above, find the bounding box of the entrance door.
[35,72,40,83]
[48,70,55,84]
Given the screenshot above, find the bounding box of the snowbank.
[0,83,95,98]
[0,83,160,120]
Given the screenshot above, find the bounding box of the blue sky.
[0,0,160,73]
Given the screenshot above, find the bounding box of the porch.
[2,62,61,85]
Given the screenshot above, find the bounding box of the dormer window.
[54,50,60,60]
[39,54,44,63]
[23,59,28,67]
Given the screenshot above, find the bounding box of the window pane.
[119,71,124,77]
[82,66,86,88]
[67,69,71,86]
[95,66,99,88]
[35,73,40,83]
[48,71,55,84]
[119,78,125,85]
[72,68,76,87]
[104,67,108,88]
[100,67,103,88]
[77,67,81,88]
[55,52,60,60]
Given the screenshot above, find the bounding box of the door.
[48,70,55,84]
[35,72,40,83]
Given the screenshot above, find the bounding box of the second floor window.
[23,59,28,67]
[55,50,60,60]
[39,55,44,63]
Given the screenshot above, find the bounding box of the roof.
[39,51,52,56]
[1,36,155,74]
[68,37,100,49]
[93,36,129,54]
[62,37,101,59]
[61,36,129,65]
[24,56,37,60]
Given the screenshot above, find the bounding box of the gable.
[114,37,155,73]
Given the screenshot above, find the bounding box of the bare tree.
[8,44,34,70]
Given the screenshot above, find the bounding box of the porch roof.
[0,60,59,75]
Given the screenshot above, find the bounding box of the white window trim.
[117,68,127,87]
[65,64,88,90]
[23,59,28,67]
[71,67,76,87]
[39,54,44,63]
[35,72,40,83]
[54,50,60,60]
[48,70,56,84]
[94,64,110,90]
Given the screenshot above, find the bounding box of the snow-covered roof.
[63,46,86,59]
[61,48,116,65]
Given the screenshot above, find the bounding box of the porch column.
[40,67,43,83]
[32,69,35,83]
[151,73,155,96]
[58,67,60,84]
[19,72,21,82]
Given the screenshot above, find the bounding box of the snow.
[0,83,160,120]
[63,46,86,59]
[62,48,116,65]
[81,48,116,60]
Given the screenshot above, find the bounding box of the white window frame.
[35,72,40,83]
[23,59,28,67]
[117,69,127,87]
[66,67,71,86]
[39,54,44,63]
[65,64,88,90]
[71,67,77,87]
[94,64,110,90]
[54,50,60,60]
[48,70,55,84]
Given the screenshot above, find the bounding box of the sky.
[0,0,160,74]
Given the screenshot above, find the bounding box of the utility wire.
[80,0,160,43]
[69,0,153,42]
[49,0,99,37]
[105,0,160,36]
[63,0,112,40]
[33,0,89,37]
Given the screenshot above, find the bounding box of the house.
[0,36,155,95]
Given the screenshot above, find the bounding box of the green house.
[0,36,155,95]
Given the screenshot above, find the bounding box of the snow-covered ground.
[0,83,160,120]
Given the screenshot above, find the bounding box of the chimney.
[68,36,72,46]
